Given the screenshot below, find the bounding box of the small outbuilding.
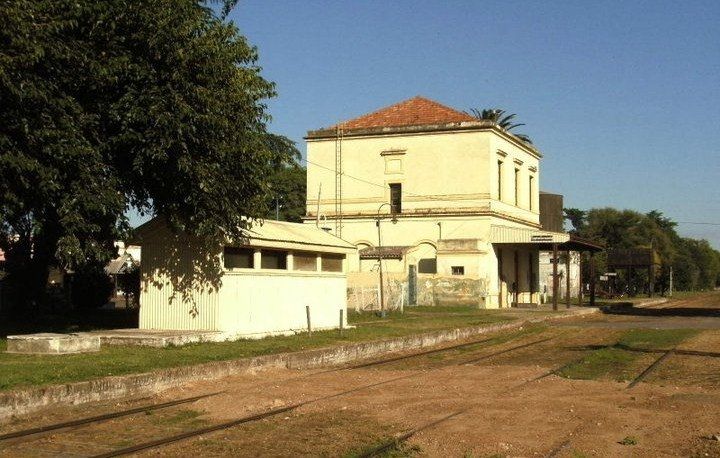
[135,218,356,340]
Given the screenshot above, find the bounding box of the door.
[408,265,417,306]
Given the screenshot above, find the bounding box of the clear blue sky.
[135,1,720,247]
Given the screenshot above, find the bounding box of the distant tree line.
[564,208,720,292]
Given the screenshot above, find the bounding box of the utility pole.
[377,218,385,316]
[669,266,673,297]
[375,202,397,317]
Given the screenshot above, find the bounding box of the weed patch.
[558,329,696,381]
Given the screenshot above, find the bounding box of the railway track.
[0,329,549,456]
[0,392,222,442]
[2,326,691,457]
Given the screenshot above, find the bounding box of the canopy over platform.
[490,226,603,252]
[491,225,604,310]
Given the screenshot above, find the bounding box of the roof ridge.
[324,96,475,131]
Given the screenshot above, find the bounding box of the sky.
[136,1,720,248]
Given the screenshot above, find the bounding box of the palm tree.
[468,108,533,144]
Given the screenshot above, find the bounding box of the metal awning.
[359,246,410,260]
[491,226,603,252]
[491,226,569,244]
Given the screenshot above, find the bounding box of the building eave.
[305,122,542,158]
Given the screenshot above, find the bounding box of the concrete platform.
[6,333,101,354]
[88,329,224,348]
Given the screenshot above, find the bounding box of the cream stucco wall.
[306,127,540,225]
[305,124,544,309]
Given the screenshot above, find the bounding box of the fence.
[348,276,489,311]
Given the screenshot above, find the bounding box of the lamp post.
[376,202,397,316]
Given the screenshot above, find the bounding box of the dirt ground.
[2,292,720,457]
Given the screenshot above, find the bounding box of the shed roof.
[242,220,356,251]
[134,217,356,253]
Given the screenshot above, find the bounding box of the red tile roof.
[333,96,475,130]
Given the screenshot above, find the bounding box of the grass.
[0,306,520,392]
[619,436,638,446]
[344,438,422,458]
[558,328,698,381]
[154,408,207,428]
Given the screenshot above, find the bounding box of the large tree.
[0,0,297,310]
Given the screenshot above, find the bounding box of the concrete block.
[6,333,101,354]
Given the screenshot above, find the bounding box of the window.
[294,252,317,271]
[528,176,534,211]
[451,266,465,276]
[497,161,503,200]
[418,258,437,274]
[389,183,402,214]
[514,168,520,206]
[223,247,254,269]
[261,250,287,269]
[321,254,344,272]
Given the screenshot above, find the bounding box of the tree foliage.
[565,207,720,291]
[468,108,533,144]
[266,163,307,223]
[0,0,297,310]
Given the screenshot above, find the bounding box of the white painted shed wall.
[137,218,352,338]
[139,235,220,332]
[218,272,346,337]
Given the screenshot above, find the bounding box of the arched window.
[410,242,437,274]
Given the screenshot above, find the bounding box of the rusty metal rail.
[90,374,417,458]
[0,391,222,443]
[459,337,555,365]
[627,349,675,389]
[0,332,519,451]
[343,336,497,370]
[357,410,467,457]
[86,333,544,457]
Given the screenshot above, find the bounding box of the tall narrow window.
[528,176,534,211]
[497,161,503,200]
[514,168,520,206]
[389,183,402,214]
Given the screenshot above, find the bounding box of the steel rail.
[0,391,223,442]
[89,333,550,457]
[354,365,560,457]
[627,349,675,389]
[458,337,556,365]
[0,331,523,449]
[357,410,467,457]
[90,374,417,458]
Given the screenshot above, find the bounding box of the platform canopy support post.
[552,243,559,311]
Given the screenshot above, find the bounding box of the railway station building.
[304,96,600,309]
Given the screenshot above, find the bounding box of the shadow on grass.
[600,303,720,318]
[0,308,138,338]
